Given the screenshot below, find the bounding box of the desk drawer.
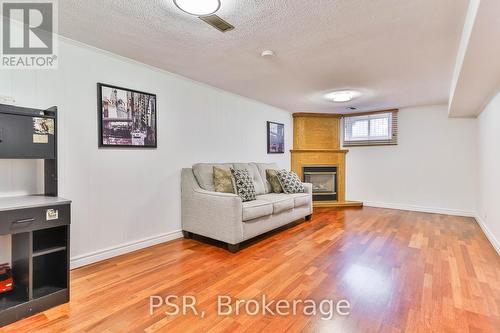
[0,204,70,235]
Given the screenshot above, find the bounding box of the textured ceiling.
[59,0,469,113]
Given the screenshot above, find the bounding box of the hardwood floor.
[2,207,499,333]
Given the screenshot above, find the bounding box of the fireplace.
[291,113,362,208]
[303,166,338,201]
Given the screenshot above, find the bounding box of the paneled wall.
[0,37,292,267]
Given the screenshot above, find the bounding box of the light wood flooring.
[2,207,500,332]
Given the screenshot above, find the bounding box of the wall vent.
[199,15,234,32]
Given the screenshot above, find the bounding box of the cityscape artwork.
[267,121,285,154]
[98,83,157,148]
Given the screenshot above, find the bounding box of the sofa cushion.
[233,163,266,195]
[266,169,283,193]
[256,194,294,214]
[231,168,257,202]
[255,163,280,193]
[288,193,311,208]
[213,167,234,193]
[242,200,273,221]
[277,170,305,194]
[193,163,233,191]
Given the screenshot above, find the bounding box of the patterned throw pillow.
[231,169,257,202]
[277,170,305,194]
[213,167,234,193]
[266,169,283,193]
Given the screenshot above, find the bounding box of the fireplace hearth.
[303,166,338,201]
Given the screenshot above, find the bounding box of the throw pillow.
[231,169,256,202]
[277,170,305,194]
[266,169,283,193]
[213,167,234,193]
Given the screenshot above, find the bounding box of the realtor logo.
[1,0,58,68]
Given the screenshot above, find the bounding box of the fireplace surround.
[291,113,363,208]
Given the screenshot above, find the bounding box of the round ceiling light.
[325,90,362,103]
[173,0,221,16]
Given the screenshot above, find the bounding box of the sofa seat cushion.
[242,200,273,222]
[289,193,311,208]
[256,194,295,214]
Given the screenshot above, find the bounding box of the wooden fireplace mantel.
[291,113,363,208]
[290,149,349,153]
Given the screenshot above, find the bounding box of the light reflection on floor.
[342,264,393,304]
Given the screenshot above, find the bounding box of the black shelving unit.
[0,103,71,327]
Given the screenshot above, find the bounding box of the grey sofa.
[181,163,313,252]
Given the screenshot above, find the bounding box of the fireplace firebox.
[303,166,338,201]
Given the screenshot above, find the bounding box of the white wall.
[0,39,486,268]
[477,92,500,253]
[0,160,40,265]
[345,105,477,216]
[0,37,292,268]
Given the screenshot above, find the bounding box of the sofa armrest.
[303,183,314,215]
[182,169,244,244]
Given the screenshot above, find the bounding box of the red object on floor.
[0,264,13,294]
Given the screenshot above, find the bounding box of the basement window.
[343,111,398,146]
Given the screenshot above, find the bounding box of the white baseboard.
[474,215,500,255]
[70,230,183,269]
[363,201,475,217]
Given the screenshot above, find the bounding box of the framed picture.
[98,83,157,148]
[267,121,285,154]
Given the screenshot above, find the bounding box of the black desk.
[0,196,71,327]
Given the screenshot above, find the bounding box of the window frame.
[342,110,398,147]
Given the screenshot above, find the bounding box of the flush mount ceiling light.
[325,90,362,103]
[261,50,275,57]
[173,0,221,16]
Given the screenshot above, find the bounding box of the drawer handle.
[13,218,35,225]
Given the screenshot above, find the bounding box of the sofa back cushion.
[255,163,280,193]
[192,163,233,191]
[233,163,266,195]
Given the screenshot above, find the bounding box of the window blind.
[343,110,398,147]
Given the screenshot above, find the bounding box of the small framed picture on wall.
[267,121,285,154]
[98,83,157,148]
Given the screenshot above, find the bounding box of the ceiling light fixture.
[261,50,275,57]
[173,0,221,16]
[325,90,362,103]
